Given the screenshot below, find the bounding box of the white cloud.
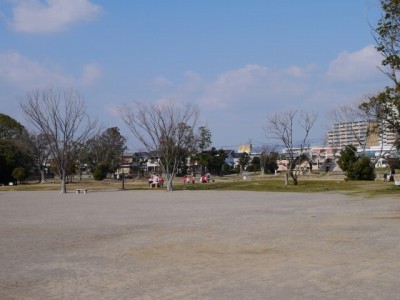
[0,51,101,88]
[284,64,318,78]
[182,71,204,93]
[128,46,391,147]
[148,47,388,115]
[197,64,310,110]
[152,76,174,89]
[198,64,268,109]
[0,51,75,88]
[81,63,102,85]
[10,0,101,34]
[326,45,384,82]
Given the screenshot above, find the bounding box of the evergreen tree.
[360,0,400,148]
[337,145,358,172]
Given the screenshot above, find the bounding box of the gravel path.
[1,190,400,299]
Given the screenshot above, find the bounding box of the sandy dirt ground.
[1,190,400,299]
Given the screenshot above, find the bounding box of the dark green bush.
[93,168,106,180]
[12,167,27,183]
[92,163,110,181]
[337,145,358,172]
[346,157,375,181]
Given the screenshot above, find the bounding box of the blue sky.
[0,0,392,150]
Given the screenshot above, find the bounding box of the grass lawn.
[2,173,399,197]
[177,174,400,197]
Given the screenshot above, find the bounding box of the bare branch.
[265,109,316,185]
[20,88,98,193]
[120,100,199,191]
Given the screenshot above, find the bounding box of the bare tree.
[20,88,98,193]
[120,100,199,191]
[28,133,52,183]
[265,110,316,185]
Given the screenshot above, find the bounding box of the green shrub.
[92,168,106,180]
[246,164,260,172]
[221,163,230,174]
[12,167,27,183]
[92,163,110,181]
[346,157,375,181]
[338,145,358,172]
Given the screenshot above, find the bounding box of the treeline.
[0,112,126,185]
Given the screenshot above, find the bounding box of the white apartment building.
[327,121,369,148]
[378,122,397,146]
[327,120,397,149]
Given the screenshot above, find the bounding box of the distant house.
[144,151,162,173]
[309,147,338,172]
[278,146,343,173]
[132,151,149,175]
[224,149,250,169]
[115,151,163,177]
[224,150,235,167]
[115,152,140,178]
[232,152,244,168]
[277,159,288,172]
[224,146,255,170]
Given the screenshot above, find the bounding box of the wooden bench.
[150,182,160,188]
[76,189,88,194]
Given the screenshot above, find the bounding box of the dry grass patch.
[1,173,399,197]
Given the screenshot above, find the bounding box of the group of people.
[182,175,195,184]
[148,174,164,187]
[182,173,211,184]
[383,170,396,182]
[148,173,214,187]
[383,164,397,182]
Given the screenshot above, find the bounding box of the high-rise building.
[327,121,397,149]
[327,121,369,148]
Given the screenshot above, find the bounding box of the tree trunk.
[166,174,174,191]
[289,170,298,185]
[166,179,173,191]
[60,169,67,193]
[260,167,265,176]
[39,169,46,183]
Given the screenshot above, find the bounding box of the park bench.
[150,182,160,188]
[76,189,88,194]
[395,180,400,186]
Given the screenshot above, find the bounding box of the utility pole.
[121,152,125,190]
